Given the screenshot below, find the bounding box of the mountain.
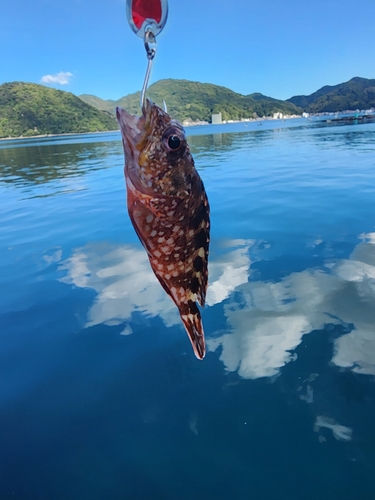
[80,79,302,122]
[3,77,373,139]
[0,82,117,139]
[287,77,375,113]
[78,94,118,113]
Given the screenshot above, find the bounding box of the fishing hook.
[140,27,157,111]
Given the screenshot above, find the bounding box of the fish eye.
[168,135,181,150]
[163,127,186,156]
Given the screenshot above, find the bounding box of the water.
[1,118,375,499]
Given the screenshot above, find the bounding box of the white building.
[212,112,222,124]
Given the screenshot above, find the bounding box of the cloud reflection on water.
[206,239,254,306]
[59,243,180,331]
[208,269,341,379]
[59,233,375,378]
[330,233,375,375]
[59,239,254,333]
[314,416,353,442]
[209,233,375,378]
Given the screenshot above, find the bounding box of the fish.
[116,100,210,359]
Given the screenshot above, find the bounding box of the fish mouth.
[116,100,155,164]
[116,107,141,140]
[116,100,153,143]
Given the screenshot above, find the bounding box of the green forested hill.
[287,77,375,113]
[77,93,118,113]
[2,77,373,139]
[80,79,302,122]
[0,82,117,138]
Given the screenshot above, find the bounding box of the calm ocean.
[1,117,375,499]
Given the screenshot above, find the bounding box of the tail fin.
[179,301,206,360]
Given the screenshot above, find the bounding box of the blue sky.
[1,0,374,100]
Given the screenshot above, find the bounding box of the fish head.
[116,100,191,194]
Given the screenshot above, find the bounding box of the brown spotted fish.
[116,100,210,359]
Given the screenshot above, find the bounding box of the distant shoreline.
[0,129,120,142]
[0,118,297,141]
[0,116,300,140]
[1,111,374,142]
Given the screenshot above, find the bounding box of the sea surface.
[1,117,375,499]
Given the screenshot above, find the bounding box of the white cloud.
[40,71,73,85]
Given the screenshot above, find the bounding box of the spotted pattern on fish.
[116,100,210,359]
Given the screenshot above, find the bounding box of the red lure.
[131,0,161,29]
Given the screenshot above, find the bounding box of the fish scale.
[117,100,210,359]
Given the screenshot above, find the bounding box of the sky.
[1,0,374,101]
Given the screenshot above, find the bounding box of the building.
[211,112,222,124]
